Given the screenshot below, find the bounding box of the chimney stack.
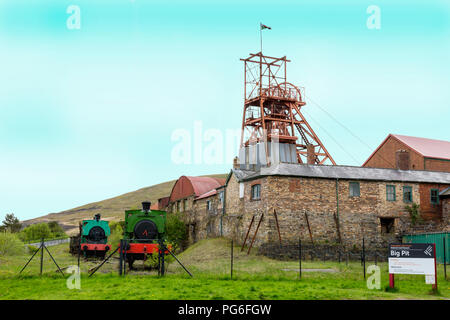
[233,156,240,169]
[307,144,316,165]
[396,149,410,170]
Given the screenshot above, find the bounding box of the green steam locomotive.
[69,214,111,258]
[120,201,169,269]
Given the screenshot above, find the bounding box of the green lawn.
[0,238,448,300]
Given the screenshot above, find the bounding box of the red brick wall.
[364,136,450,172]
[364,136,424,170]
[419,183,450,220]
[424,158,450,172]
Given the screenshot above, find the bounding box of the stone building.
[166,163,450,249]
[166,176,225,244]
[221,164,450,249]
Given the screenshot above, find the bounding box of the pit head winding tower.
[239,52,335,168]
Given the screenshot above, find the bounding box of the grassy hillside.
[23,174,227,235]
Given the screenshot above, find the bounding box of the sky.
[0,0,449,221]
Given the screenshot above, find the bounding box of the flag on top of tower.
[260,23,271,30]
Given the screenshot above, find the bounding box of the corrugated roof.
[392,134,450,160]
[169,176,225,202]
[363,134,450,166]
[187,176,225,196]
[232,163,450,184]
[440,187,450,196]
[195,189,217,200]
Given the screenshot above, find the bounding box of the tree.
[0,213,22,233]
[47,221,65,237]
[18,223,53,242]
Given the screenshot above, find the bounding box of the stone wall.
[172,171,450,250]
[443,198,450,231]
[221,174,448,249]
[258,242,389,262]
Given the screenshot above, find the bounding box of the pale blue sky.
[0,0,449,220]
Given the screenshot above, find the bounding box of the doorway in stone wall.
[188,223,197,244]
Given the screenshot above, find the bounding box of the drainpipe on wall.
[335,178,342,243]
[221,187,226,236]
[335,178,339,219]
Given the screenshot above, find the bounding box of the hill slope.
[23,173,227,235]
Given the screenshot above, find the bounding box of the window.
[386,185,396,201]
[403,186,412,203]
[430,189,439,205]
[239,183,244,198]
[182,199,187,211]
[206,200,212,211]
[219,190,224,205]
[349,182,360,197]
[380,218,395,234]
[251,184,261,200]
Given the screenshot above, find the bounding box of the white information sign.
[388,258,435,275]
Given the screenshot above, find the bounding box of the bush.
[404,203,421,225]
[19,223,54,242]
[108,221,123,246]
[47,221,66,238]
[166,212,187,252]
[0,232,25,256]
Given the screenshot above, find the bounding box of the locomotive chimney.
[142,201,151,214]
[94,213,101,221]
[395,149,410,170]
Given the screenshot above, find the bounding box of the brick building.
[363,134,450,221]
[363,134,450,172]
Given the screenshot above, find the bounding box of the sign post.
[388,243,437,291]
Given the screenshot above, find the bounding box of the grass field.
[0,238,448,300]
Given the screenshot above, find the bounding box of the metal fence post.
[40,238,44,275]
[299,238,302,280]
[231,239,234,280]
[444,237,447,281]
[119,239,123,276]
[363,237,366,280]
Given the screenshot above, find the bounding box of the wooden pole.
[273,209,282,246]
[248,214,264,255]
[304,212,314,245]
[241,215,255,251]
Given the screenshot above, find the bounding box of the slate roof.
[231,163,450,184]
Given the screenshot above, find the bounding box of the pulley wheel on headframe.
[87,226,106,242]
[134,220,158,241]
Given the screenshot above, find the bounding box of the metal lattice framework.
[240,52,336,165]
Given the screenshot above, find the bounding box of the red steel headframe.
[239,52,336,165]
